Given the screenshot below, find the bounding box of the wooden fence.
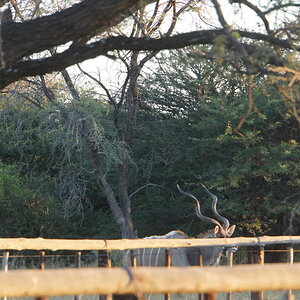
[0,236,300,299]
[0,264,300,297]
[0,235,299,250]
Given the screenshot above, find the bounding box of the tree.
[74,0,196,238]
[0,47,299,238]
[0,0,299,89]
[136,49,300,236]
[1,0,196,238]
[4,1,176,238]
[0,88,123,238]
[0,0,299,239]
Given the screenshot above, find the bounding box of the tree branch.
[263,3,300,15]
[1,28,293,89]
[129,183,174,200]
[231,0,271,34]
[77,63,116,106]
[2,0,155,65]
[212,0,251,73]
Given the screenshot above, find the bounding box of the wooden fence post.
[198,248,216,300]
[198,249,204,300]
[164,249,171,300]
[98,251,139,300]
[2,251,9,300]
[113,251,138,300]
[226,250,234,300]
[250,246,264,300]
[36,251,47,300]
[98,250,112,300]
[39,251,45,270]
[130,250,137,267]
[74,251,82,300]
[286,246,294,300]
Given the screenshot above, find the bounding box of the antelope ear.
[214,226,221,236]
[227,225,236,237]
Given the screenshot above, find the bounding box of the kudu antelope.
[124,184,236,266]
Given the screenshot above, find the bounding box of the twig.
[129,183,174,200]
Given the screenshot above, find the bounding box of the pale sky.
[73,0,296,93]
[75,1,250,91]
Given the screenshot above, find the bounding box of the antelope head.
[177,184,236,238]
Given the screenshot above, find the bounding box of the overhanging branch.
[2,0,155,65]
[1,28,294,89]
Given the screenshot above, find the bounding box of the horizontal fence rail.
[0,263,299,297]
[0,236,299,251]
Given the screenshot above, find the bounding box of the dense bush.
[0,49,299,238]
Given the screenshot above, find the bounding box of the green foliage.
[135,49,300,237]
[0,48,299,239]
[0,161,56,237]
[0,94,129,238]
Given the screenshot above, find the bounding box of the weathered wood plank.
[0,264,299,297]
[0,236,299,251]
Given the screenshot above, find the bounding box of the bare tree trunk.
[51,1,190,239]
[56,67,137,239]
[88,145,136,238]
[116,52,140,238]
[118,159,137,238]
